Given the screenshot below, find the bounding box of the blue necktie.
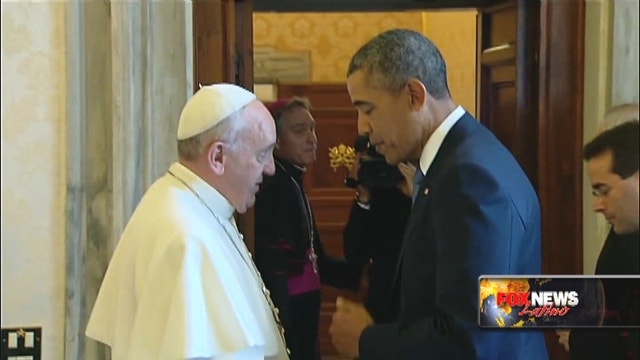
[412,166,424,204]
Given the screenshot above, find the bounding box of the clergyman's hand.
[329,296,373,359]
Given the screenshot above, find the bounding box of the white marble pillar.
[582,0,612,274]
[611,0,639,104]
[65,1,192,359]
[110,0,193,249]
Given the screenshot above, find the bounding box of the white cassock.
[86,162,288,360]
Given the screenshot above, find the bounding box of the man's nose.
[264,156,275,176]
[357,114,372,135]
[592,197,606,213]
[308,130,317,144]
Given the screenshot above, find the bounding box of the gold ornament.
[328,144,356,171]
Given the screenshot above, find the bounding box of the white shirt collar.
[418,106,466,176]
[168,162,235,220]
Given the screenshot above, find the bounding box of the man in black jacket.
[254,97,360,360]
[557,105,639,360]
[342,145,414,324]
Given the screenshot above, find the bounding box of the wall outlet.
[1,327,41,360]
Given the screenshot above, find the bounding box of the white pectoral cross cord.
[167,170,289,355]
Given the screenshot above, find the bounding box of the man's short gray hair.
[347,28,450,99]
[177,107,247,161]
[270,97,312,135]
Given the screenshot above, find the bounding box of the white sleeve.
[187,345,265,359]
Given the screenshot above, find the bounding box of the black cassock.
[254,157,360,360]
[569,229,640,360]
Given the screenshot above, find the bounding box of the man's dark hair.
[583,121,639,179]
[346,28,450,99]
[266,96,311,135]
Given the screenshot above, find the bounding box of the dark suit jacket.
[343,187,411,323]
[359,113,549,359]
[568,229,639,360]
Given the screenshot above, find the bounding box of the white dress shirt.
[418,106,466,176]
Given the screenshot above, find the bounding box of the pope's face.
[225,101,276,213]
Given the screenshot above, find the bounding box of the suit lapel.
[390,113,480,291]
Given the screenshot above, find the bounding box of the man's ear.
[207,141,226,176]
[406,78,427,111]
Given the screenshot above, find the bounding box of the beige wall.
[582,0,612,274]
[422,10,477,117]
[254,11,477,116]
[253,12,424,82]
[582,0,639,273]
[1,2,67,359]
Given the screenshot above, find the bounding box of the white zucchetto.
[177,83,256,140]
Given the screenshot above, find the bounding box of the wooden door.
[193,0,253,90]
[478,0,555,356]
[278,82,365,356]
[192,0,257,251]
[478,0,538,188]
[477,1,584,359]
[193,1,586,359]
[537,0,585,357]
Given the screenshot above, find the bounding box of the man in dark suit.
[342,144,413,324]
[556,109,639,360]
[328,28,548,359]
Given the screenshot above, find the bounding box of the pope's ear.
[406,78,427,111]
[207,141,226,175]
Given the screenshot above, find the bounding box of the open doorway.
[192,1,585,359]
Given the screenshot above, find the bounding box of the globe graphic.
[479,278,606,328]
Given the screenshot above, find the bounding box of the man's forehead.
[587,151,619,181]
[347,70,393,105]
[287,118,314,126]
[588,150,614,168]
[347,69,370,91]
[282,107,313,123]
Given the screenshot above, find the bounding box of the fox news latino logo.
[497,291,579,317]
